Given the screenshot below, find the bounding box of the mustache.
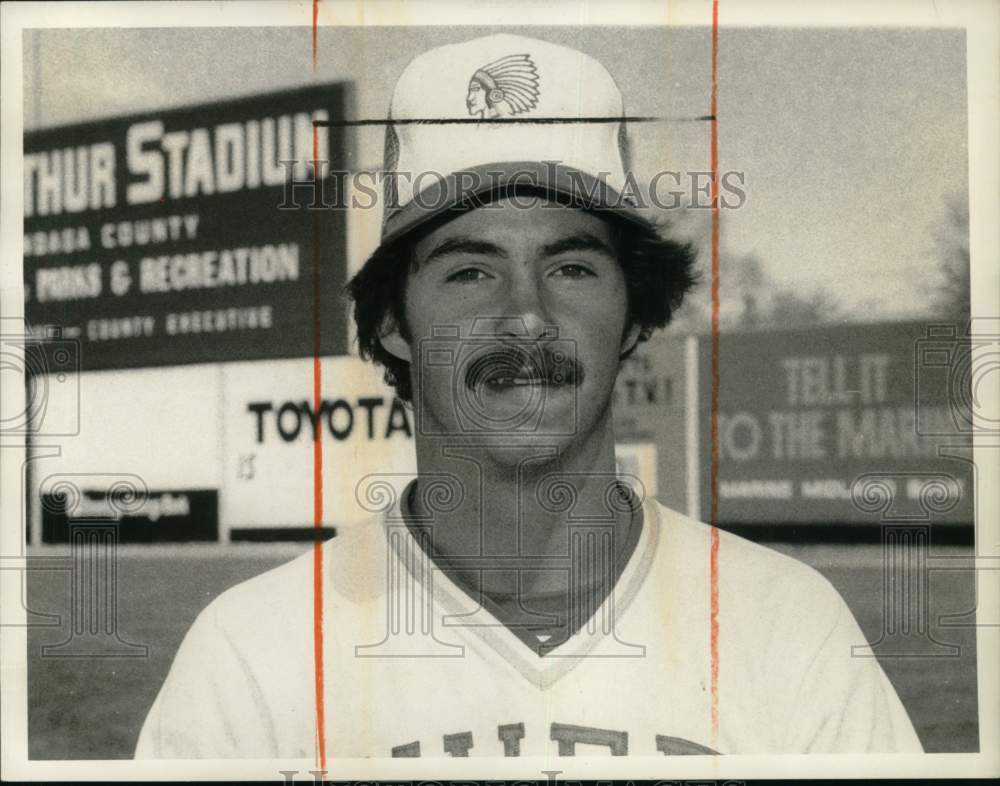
[463,343,584,389]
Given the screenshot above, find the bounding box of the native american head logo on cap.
[466,53,540,119]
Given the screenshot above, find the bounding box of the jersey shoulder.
[196,517,388,641]
[649,500,847,622]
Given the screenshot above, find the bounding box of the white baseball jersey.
[135,499,921,758]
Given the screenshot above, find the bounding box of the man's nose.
[491,276,549,339]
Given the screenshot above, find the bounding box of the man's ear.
[619,322,643,358]
[379,317,412,362]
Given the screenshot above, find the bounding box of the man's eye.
[446,268,488,283]
[552,263,596,278]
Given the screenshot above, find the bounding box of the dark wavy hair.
[344,210,699,403]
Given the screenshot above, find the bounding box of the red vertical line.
[312,0,319,71]
[310,2,325,772]
[708,0,722,746]
[311,121,327,770]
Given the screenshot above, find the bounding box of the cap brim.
[379,161,652,246]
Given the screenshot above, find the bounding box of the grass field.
[24,539,979,759]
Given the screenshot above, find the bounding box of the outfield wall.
[699,321,975,526]
[20,70,974,542]
[27,319,975,543]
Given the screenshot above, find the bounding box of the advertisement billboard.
[23,83,352,370]
[220,357,417,538]
[697,321,975,524]
[41,488,218,544]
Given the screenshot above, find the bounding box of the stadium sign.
[41,488,218,543]
[220,357,417,539]
[698,321,975,524]
[23,83,351,370]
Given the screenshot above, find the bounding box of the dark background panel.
[40,490,219,544]
[698,321,975,524]
[24,83,352,370]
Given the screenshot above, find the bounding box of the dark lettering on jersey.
[391,741,420,757]
[392,722,718,756]
[497,722,525,756]
[443,731,474,757]
[655,734,720,755]
[550,722,628,755]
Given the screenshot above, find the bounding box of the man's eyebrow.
[539,232,617,259]
[417,231,617,268]
[419,238,509,266]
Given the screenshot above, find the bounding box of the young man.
[136,33,921,759]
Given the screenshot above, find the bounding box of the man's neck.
[407,412,635,596]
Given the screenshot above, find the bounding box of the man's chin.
[424,428,578,448]
[443,435,574,469]
[418,418,582,461]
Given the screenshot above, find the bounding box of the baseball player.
[135,33,922,759]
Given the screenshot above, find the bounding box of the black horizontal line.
[230,527,336,542]
[313,115,714,127]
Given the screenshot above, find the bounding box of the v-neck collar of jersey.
[379,493,661,691]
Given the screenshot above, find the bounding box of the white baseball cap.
[379,33,651,243]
